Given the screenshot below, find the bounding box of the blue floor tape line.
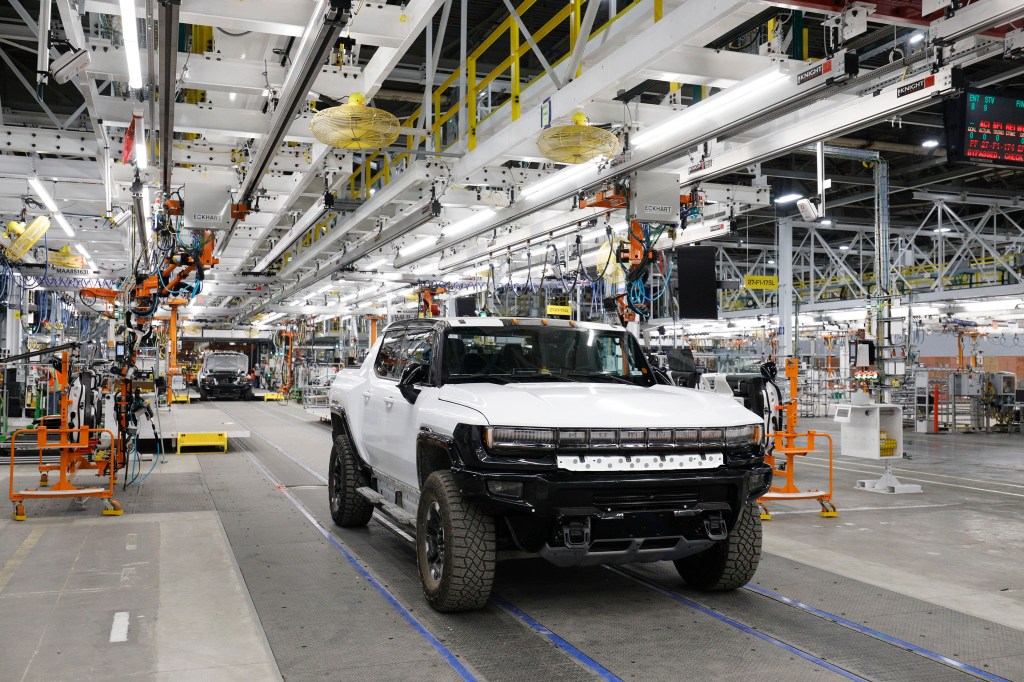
[745,584,1012,682]
[608,568,869,682]
[241,450,478,682]
[491,596,622,682]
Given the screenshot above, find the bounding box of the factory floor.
[1,401,1022,681]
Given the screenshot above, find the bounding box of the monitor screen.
[675,246,718,319]
[1015,389,1024,403]
[945,87,1024,168]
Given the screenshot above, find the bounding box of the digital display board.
[945,87,1024,167]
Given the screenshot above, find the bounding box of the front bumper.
[452,465,771,516]
[200,383,249,399]
[450,464,772,565]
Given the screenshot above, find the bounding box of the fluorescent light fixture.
[75,244,92,259]
[135,112,148,169]
[401,238,439,258]
[317,284,333,293]
[839,245,850,250]
[338,293,357,303]
[28,177,58,212]
[413,261,439,275]
[633,66,787,148]
[933,227,952,233]
[921,139,940,148]
[819,218,832,226]
[28,177,75,236]
[118,0,143,88]
[520,164,592,198]
[52,213,75,237]
[767,258,776,264]
[361,257,386,270]
[774,193,803,204]
[909,32,925,45]
[445,209,496,238]
[961,299,1016,313]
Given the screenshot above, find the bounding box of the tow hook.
[561,517,592,549]
[703,512,728,541]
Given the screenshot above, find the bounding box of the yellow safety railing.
[345,0,650,202]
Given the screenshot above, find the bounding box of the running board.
[356,486,416,529]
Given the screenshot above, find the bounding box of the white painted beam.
[83,0,308,37]
[85,45,363,97]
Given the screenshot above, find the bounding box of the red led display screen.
[946,87,1024,168]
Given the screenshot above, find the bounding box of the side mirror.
[398,362,429,403]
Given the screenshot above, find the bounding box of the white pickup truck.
[328,317,771,612]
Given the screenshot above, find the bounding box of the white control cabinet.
[833,403,903,460]
[834,402,921,494]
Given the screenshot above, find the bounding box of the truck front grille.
[592,487,698,511]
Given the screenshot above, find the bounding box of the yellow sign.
[546,304,572,317]
[744,275,778,291]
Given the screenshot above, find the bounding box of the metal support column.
[778,217,795,359]
[874,157,891,401]
[458,0,468,151]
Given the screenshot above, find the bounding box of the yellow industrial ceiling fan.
[537,112,621,164]
[4,215,51,261]
[309,92,401,150]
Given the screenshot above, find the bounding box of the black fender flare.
[416,430,463,488]
[329,408,371,472]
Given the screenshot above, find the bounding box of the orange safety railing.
[9,425,122,520]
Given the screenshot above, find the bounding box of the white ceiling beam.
[637,45,778,89]
[83,0,308,37]
[0,126,350,173]
[85,45,363,97]
[361,0,446,98]
[86,0,433,45]
[460,0,759,181]
[94,96,318,142]
[225,0,446,274]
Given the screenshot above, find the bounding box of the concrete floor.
[1,401,1021,681]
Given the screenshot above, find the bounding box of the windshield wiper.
[507,371,572,382]
[561,371,637,385]
[447,374,509,385]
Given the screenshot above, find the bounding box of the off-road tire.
[328,433,373,527]
[673,503,762,591]
[416,470,495,612]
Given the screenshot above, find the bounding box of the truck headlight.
[484,427,556,450]
[725,425,758,445]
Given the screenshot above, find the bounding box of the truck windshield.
[205,355,248,373]
[442,326,653,386]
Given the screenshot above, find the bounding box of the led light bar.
[118,0,143,89]
[485,425,757,451]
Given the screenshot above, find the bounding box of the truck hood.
[438,383,759,428]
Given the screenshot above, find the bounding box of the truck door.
[381,325,437,485]
[361,329,405,468]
